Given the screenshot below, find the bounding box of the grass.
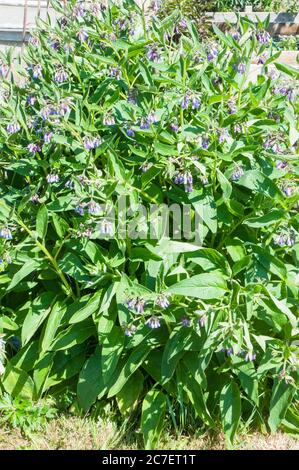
[0,416,298,450]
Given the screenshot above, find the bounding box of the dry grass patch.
[0,417,298,450]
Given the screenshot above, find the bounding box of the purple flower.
[29,36,40,47]
[32,64,42,79]
[156,294,170,309]
[125,324,137,337]
[0,228,12,240]
[27,143,41,154]
[44,132,53,144]
[276,160,288,170]
[233,124,242,134]
[84,136,101,150]
[181,317,191,327]
[135,298,145,314]
[174,172,184,185]
[256,29,271,44]
[59,98,73,115]
[54,68,68,83]
[231,30,241,41]
[103,115,115,125]
[231,165,244,181]
[64,42,75,53]
[200,174,209,185]
[150,0,161,13]
[40,105,56,120]
[46,173,59,183]
[99,219,113,235]
[257,52,268,65]
[217,128,228,144]
[126,298,136,310]
[147,112,158,124]
[226,348,233,357]
[245,351,256,362]
[287,88,295,101]
[0,61,9,77]
[73,3,86,18]
[27,95,36,106]
[146,45,159,62]
[170,122,179,132]
[228,98,237,114]
[7,122,20,135]
[75,204,85,216]
[198,315,206,328]
[77,29,89,43]
[31,194,40,204]
[146,316,161,329]
[140,119,150,130]
[201,136,210,149]
[207,48,218,62]
[274,231,296,247]
[191,96,201,109]
[127,89,137,104]
[236,62,246,74]
[282,183,295,197]
[109,67,121,80]
[126,128,135,138]
[87,201,102,215]
[181,94,190,109]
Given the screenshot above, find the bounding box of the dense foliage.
[0,0,298,448]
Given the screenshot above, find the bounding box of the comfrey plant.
[0,0,298,449]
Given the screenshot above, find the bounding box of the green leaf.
[275,62,299,79]
[36,205,48,240]
[161,327,202,384]
[7,259,41,291]
[189,191,217,234]
[231,356,259,404]
[268,379,296,433]
[139,61,154,87]
[1,363,35,400]
[244,210,284,228]
[68,291,103,324]
[116,370,144,415]
[180,364,213,426]
[166,272,227,299]
[154,141,178,156]
[141,390,166,450]
[101,326,124,383]
[21,292,56,346]
[107,341,152,397]
[217,169,232,200]
[40,300,67,352]
[235,170,283,200]
[77,347,106,411]
[49,320,95,351]
[220,381,241,447]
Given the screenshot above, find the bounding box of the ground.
[0,417,298,450]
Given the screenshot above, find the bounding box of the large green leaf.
[116,370,144,415]
[107,341,153,397]
[49,320,95,351]
[1,363,35,400]
[141,390,166,450]
[21,292,56,346]
[166,272,227,299]
[268,379,296,433]
[77,347,106,411]
[101,326,124,383]
[219,381,241,447]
